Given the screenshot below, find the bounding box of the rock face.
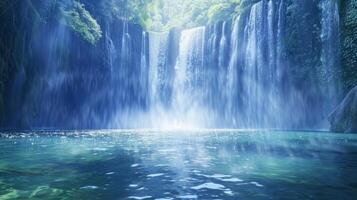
[329,86,357,133]
[340,0,357,92]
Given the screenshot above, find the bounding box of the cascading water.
[120,21,131,70]
[171,27,209,128]
[139,31,149,107]
[105,27,116,76]
[226,16,241,126]
[243,2,266,127]
[238,0,289,128]
[320,0,341,111]
[148,32,169,106]
[5,0,342,130]
[141,0,338,128]
[123,0,341,129]
[217,22,230,122]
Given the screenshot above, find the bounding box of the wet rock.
[329,86,357,133]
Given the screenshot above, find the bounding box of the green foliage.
[72,0,266,35]
[74,0,255,32]
[122,0,245,31]
[207,3,234,24]
[61,1,102,45]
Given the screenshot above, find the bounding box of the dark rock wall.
[340,0,357,92]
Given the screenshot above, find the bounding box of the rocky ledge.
[329,86,357,133]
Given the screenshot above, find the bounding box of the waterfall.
[320,0,341,109]
[140,31,149,106]
[7,0,342,130]
[135,0,341,129]
[148,31,169,106]
[226,16,240,126]
[171,27,208,128]
[218,22,229,70]
[243,1,266,128]
[106,28,116,76]
[120,21,131,69]
[218,22,229,122]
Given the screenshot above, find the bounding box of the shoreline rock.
[329,86,357,133]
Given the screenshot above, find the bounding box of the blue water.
[0,130,356,199]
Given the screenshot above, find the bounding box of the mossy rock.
[61,1,102,45]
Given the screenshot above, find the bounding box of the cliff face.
[340,0,357,92]
[327,0,357,133]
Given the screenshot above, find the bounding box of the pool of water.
[0,130,357,199]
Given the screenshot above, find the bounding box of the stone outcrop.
[329,86,357,133]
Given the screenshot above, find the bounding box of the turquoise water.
[0,130,357,199]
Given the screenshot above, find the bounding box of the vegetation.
[61,1,102,44]
[74,0,250,32]
[134,0,242,31]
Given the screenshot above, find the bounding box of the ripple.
[177,195,198,199]
[196,173,243,182]
[80,186,99,190]
[220,178,243,182]
[131,164,140,167]
[157,149,177,153]
[191,182,225,190]
[250,181,264,187]
[207,174,231,178]
[129,184,138,188]
[91,147,107,151]
[224,190,234,196]
[147,173,164,178]
[128,196,152,200]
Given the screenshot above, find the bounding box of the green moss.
[61,1,102,45]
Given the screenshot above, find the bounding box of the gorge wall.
[0,0,348,130]
[340,0,357,92]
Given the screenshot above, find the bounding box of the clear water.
[0,130,357,199]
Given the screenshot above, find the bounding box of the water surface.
[0,130,356,199]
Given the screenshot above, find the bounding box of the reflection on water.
[0,130,357,199]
